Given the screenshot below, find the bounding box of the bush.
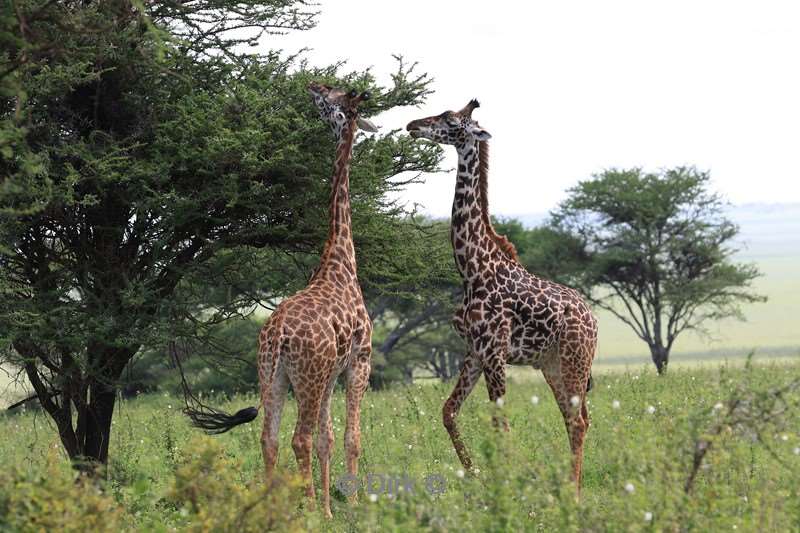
[0,452,124,532]
[167,437,306,532]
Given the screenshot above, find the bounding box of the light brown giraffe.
[187,82,377,517]
[406,100,597,488]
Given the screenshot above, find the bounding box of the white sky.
[275,0,800,218]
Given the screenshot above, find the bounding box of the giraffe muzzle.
[406,120,428,138]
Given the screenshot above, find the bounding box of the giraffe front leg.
[482,353,509,432]
[443,355,482,471]
[344,347,371,505]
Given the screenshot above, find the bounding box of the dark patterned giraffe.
[406,100,597,488]
[187,82,377,517]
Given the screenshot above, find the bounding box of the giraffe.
[406,100,598,489]
[187,82,377,518]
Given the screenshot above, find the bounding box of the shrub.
[166,437,305,532]
[0,451,124,532]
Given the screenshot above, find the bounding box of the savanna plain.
[1,361,798,532]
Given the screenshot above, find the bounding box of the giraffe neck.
[450,139,501,280]
[317,123,358,280]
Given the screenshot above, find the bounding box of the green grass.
[1,362,799,531]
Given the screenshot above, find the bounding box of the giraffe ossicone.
[407,100,598,490]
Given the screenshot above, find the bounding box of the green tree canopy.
[0,0,441,468]
[551,167,765,374]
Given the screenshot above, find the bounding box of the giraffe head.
[405,99,492,147]
[308,81,378,138]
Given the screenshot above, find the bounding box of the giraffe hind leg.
[260,359,289,485]
[291,375,325,511]
[542,354,591,492]
[316,378,337,518]
[344,348,370,504]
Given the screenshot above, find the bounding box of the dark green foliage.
[551,167,765,373]
[0,0,442,465]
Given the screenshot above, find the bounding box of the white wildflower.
[713,402,724,411]
[531,395,540,405]
[624,482,635,493]
[612,400,621,409]
[646,405,656,414]
[369,493,378,503]
[456,469,465,479]
[793,447,800,455]
[644,511,653,522]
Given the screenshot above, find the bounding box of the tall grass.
[1,362,798,531]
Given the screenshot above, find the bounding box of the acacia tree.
[552,167,765,374]
[0,0,441,468]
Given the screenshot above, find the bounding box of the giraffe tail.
[182,316,287,435]
[184,405,259,435]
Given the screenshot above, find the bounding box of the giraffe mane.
[478,141,520,263]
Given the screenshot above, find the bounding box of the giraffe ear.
[467,123,492,141]
[356,117,378,132]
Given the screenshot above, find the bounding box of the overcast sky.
[275,0,800,218]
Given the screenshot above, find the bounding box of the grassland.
[1,361,798,531]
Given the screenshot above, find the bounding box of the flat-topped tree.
[551,167,765,374]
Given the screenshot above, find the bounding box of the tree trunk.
[76,380,118,471]
[18,341,133,475]
[650,344,670,375]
